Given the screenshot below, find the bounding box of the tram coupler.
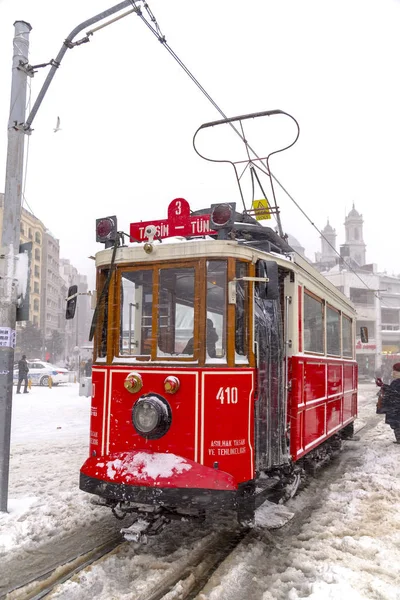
[121,512,171,543]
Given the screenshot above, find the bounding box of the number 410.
[216,387,238,404]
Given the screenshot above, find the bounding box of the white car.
[13,361,70,386]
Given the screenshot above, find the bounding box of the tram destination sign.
[130,198,216,241]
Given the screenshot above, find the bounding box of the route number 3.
[216,387,238,404]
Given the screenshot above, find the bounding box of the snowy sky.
[1,0,400,289]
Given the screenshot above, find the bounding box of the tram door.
[254,261,288,470]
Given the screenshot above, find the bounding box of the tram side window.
[97,269,109,359]
[304,292,324,354]
[206,261,227,361]
[235,261,248,362]
[327,306,340,356]
[158,267,195,356]
[120,270,153,355]
[342,315,353,357]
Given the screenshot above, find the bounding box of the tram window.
[97,269,109,359]
[120,270,153,355]
[235,262,248,362]
[158,267,195,356]
[304,292,324,354]
[342,315,353,357]
[327,305,340,356]
[206,261,227,360]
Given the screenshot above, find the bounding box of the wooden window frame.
[342,314,354,359]
[303,289,325,356]
[326,303,341,357]
[97,256,254,368]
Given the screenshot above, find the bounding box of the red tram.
[70,112,358,538]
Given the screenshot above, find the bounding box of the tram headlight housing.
[96,215,117,246]
[209,203,236,230]
[132,394,172,439]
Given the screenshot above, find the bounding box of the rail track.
[6,526,248,600]
[6,414,379,600]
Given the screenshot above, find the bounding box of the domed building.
[343,204,366,266]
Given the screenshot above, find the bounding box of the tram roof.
[95,238,356,315]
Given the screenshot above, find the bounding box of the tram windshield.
[115,259,249,363]
[158,267,195,356]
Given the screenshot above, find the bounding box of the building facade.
[312,204,400,379]
[0,193,92,362]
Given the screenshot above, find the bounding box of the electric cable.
[131,0,388,304]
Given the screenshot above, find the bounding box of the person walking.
[376,362,400,443]
[17,354,29,394]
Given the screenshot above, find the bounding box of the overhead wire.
[130,1,385,303]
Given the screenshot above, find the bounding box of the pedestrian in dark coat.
[17,355,29,394]
[376,362,400,443]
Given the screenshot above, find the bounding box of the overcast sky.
[1,0,400,288]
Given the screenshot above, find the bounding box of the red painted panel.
[343,392,354,421]
[90,368,107,457]
[291,408,304,458]
[304,362,326,402]
[202,371,254,483]
[327,363,342,396]
[343,364,354,391]
[352,392,358,417]
[327,398,342,433]
[290,359,304,408]
[288,356,357,461]
[107,369,198,462]
[304,404,326,448]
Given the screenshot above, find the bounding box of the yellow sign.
[252,199,271,221]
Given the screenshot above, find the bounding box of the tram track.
[5,536,124,600]
[6,411,379,600]
[6,527,248,600]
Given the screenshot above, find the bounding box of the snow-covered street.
[1,383,400,599]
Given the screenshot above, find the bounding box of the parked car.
[13,361,69,386]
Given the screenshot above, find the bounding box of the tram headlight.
[132,394,172,439]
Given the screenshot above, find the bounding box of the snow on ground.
[199,384,400,600]
[1,382,400,599]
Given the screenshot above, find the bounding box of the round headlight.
[134,401,159,432]
[132,394,172,439]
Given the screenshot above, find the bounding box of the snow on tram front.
[70,197,358,540]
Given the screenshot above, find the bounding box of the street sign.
[130,198,217,241]
[251,199,271,221]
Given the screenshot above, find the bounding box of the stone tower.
[344,204,366,266]
[320,220,337,265]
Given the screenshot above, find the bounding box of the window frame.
[326,304,341,357]
[342,314,353,358]
[303,289,325,355]
[115,260,201,363]
[107,257,254,367]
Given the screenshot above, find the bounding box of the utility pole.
[0,21,32,512]
[0,2,141,514]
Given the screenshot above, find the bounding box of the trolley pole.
[0,21,32,512]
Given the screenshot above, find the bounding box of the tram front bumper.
[80,450,238,510]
